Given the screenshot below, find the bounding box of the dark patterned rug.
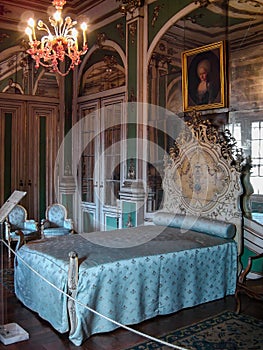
[0,268,14,293]
[126,311,263,350]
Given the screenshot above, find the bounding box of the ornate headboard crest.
[169,111,244,172]
[162,110,244,253]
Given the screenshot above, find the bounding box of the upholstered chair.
[235,253,263,313]
[41,203,74,237]
[4,204,40,258]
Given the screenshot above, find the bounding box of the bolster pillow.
[153,212,236,239]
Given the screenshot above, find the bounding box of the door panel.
[0,99,60,221]
[80,102,99,230]
[79,95,124,232]
[0,102,26,207]
[27,103,60,220]
[100,98,123,215]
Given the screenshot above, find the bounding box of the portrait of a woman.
[196,59,217,105]
[182,42,225,111]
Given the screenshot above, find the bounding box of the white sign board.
[0,191,27,223]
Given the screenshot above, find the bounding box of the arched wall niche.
[78,40,126,97]
[0,45,59,98]
[0,47,28,94]
[33,69,59,98]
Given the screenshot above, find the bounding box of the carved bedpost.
[68,251,78,336]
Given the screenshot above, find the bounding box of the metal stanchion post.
[0,222,5,328]
[0,192,29,345]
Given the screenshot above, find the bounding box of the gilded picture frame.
[182,41,226,112]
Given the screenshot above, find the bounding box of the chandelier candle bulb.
[27,18,36,40]
[81,22,87,45]
[25,0,88,76]
[54,11,61,22]
[25,27,33,43]
[72,28,78,50]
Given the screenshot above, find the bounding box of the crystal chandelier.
[25,0,88,76]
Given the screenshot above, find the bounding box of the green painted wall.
[148,0,192,47]
[88,18,126,52]
[0,29,23,51]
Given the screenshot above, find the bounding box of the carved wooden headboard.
[162,111,244,253]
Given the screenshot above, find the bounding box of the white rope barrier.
[1,239,189,350]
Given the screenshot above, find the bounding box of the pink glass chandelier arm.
[37,23,53,38]
[49,18,60,36]
[40,36,53,50]
[61,21,68,36]
[63,22,78,40]
[64,34,77,44]
[66,19,77,29]
[27,49,52,69]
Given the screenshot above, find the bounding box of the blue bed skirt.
[15,225,237,345]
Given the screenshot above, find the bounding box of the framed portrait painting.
[182,41,226,112]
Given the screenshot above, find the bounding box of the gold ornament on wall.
[195,0,211,7]
[96,33,107,48]
[116,0,144,15]
[129,22,137,44]
[151,4,164,27]
[116,23,125,41]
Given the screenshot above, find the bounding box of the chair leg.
[235,289,241,314]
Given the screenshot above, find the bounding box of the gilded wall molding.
[151,4,164,27]
[116,0,144,16]
[129,21,137,44]
[194,0,211,7]
[96,33,107,48]
[116,23,125,41]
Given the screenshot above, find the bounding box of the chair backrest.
[46,203,67,227]
[8,204,27,229]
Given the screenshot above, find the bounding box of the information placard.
[0,191,27,223]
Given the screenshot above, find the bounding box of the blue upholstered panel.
[8,206,26,228]
[47,204,66,226]
[42,204,73,236]
[42,228,70,236]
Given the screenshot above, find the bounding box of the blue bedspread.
[14,225,237,345]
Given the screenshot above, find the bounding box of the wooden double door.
[78,94,125,232]
[0,96,60,221]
